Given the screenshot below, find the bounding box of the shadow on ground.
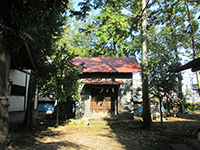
[101,113,200,150]
[8,112,200,150]
[180,112,200,121]
[8,113,88,150]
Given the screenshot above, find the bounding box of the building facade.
[73,57,141,119]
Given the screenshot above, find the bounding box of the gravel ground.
[8,112,200,150]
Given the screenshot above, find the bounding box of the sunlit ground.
[8,112,200,150]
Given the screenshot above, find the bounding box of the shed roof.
[173,57,200,72]
[73,57,141,73]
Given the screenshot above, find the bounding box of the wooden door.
[91,86,118,116]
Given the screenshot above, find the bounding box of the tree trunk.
[159,98,163,125]
[141,0,151,128]
[0,37,11,149]
[23,71,36,129]
[166,96,171,116]
[196,71,200,96]
[55,99,59,127]
[0,97,10,149]
[0,1,21,148]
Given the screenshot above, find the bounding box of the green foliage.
[56,18,96,57]
[0,0,87,102]
[70,0,144,57]
[185,102,200,112]
[172,97,184,109]
[37,46,83,101]
[0,0,68,54]
[93,3,130,56]
[147,25,180,99]
[69,0,199,59]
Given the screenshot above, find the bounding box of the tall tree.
[71,0,154,128]
[184,0,200,92]
[141,0,151,128]
[157,0,200,99]
[69,0,198,126]
[23,70,36,129]
[147,25,179,124]
[0,0,68,148]
[157,0,186,100]
[92,0,130,57]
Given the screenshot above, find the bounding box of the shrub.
[185,102,200,112]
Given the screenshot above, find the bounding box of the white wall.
[8,96,25,111]
[9,69,31,112]
[9,69,27,87]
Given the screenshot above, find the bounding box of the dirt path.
[8,112,200,150]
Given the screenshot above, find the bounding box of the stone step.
[68,117,143,126]
[186,139,200,150]
[89,119,142,126]
[170,143,196,150]
[88,120,108,126]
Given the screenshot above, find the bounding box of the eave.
[173,58,200,72]
[10,41,38,71]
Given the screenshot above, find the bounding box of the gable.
[73,57,141,73]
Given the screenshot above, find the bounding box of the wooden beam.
[24,42,37,71]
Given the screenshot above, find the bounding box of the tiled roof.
[73,57,141,73]
[85,80,124,85]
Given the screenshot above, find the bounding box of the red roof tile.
[85,80,124,85]
[73,57,141,73]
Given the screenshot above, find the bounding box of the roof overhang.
[10,41,38,71]
[173,58,200,72]
[85,80,124,85]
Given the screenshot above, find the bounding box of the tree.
[0,0,68,148]
[57,18,96,57]
[68,0,199,126]
[23,70,37,129]
[72,0,153,128]
[141,0,152,128]
[92,0,130,57]
[147,25,179,124]
[157,0,200,99]
[37,46,82,127]
[184,0,200,93]
[156,0,185,100]
[71,0,148,57]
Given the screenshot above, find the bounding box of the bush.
[185,102,200,112]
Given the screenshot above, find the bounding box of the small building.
[8,42,38,123]
[73,57,141,119]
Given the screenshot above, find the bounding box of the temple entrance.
[91,85,118,116]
